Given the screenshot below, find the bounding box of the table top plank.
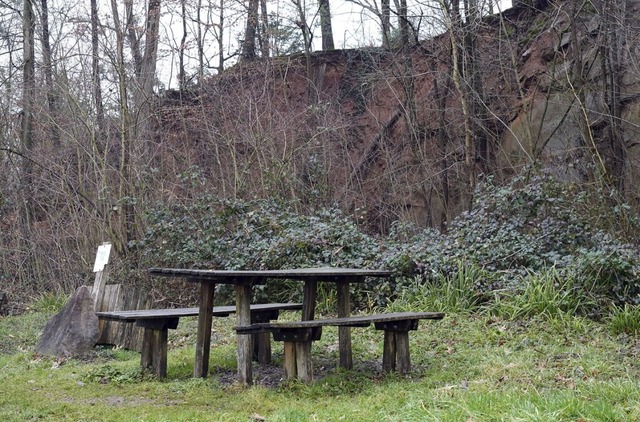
[149,267,392,281]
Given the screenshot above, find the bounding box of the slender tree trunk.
[21,0,38,288]
[180,0,188,90]
[242,0,259,60]
[91,0,105,137]
[293,0,314,100]
[381,0,390,49]
[601,0,625,190]
[259,0,270,57]
[218,0,225,73]
[463,0,488,174]
[196,0,204,81]
[110,0,134,256]
[441,0,475,205]
[40,0,59,145]
[319,0,335,50]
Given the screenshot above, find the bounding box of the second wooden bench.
[236,311,445,382]
[96,302,302,378]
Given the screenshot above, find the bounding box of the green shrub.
[136,171,640,309]
[137,198,383,304]
[380,173,640,306]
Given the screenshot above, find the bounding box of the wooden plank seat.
[96,302,302,378]
[236,311,445,382]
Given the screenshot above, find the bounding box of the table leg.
[302,280,317,321]
[194,282,215,378]
[337,281,352,369]
[235,283,253,385]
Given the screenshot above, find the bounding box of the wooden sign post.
[92,242,112,308]
[91,242,149,351]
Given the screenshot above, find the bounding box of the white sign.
[93,243,112,272]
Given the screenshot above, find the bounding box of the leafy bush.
[137,172,640,309]
[380,173,640,306]
[137,198,383,303]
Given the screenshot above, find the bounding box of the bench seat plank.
[95,302,302,321]
[236,311,445,333]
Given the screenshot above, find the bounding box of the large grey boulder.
[36,285,100,358]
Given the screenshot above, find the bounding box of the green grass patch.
[2,302,640,421]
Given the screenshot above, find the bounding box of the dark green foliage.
[381,173,640,305]
[137,198,382,303]
[137,172,640,308]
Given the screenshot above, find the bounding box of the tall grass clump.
[488,268,596,320]
[387,261,488,314]
[609,305,640,335]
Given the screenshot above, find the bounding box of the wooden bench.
[96,302,302,378]
[236,311,445,382]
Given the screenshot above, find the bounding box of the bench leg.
[382,330,411,374]
[251,309,280,364]
[395,331,411,374]
[274,327,320,383]
[282,341,314,383]
[140,327,169,378]
[295,341,313,383]
[283,341,297,380]
[382,330,396,372]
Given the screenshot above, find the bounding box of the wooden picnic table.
[148,267,392,385]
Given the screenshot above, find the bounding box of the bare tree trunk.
[396,0,409,47]
[140,0,161,100]
[319,0,334,50]
[242,0,259,60]
[21,0,38,288]
[440,0,475,205]
[259,0,270,57]
[40,0,59,145]
[218,0,225,73]
[180,0,188,90]
[462,0,487,175]
[601,0,625,190]
[110,0,134,256]
[381,0,391,49]
[91,0,105,137]
[292,0,314,100]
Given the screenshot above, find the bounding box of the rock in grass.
[36,285,100,358]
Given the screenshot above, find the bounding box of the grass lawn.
[2,304,640,421]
